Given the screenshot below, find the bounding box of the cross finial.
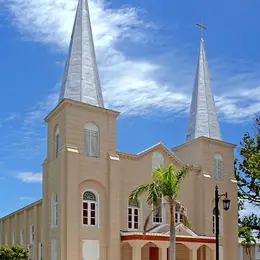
[196,22,206,39]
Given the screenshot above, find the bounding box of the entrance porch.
[121,224,216,260]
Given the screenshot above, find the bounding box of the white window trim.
[30,224,35,244]
[12,231,15,244]
[82,189,99,228]
[55,126,60,159]
[213,208,223,236]
[51,193,58,228]
[28,244,34,259]
[84,122,100,158]
[175,211,181,224]
[213,154,223,180]
[127,201,142,231]
[20,228,24,246]
[152,198,164,225]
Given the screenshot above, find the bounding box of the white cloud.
[240,201,260,218]
[16,172,42,183]
[2,0,260,123]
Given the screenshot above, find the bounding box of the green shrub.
[0,245,29,260]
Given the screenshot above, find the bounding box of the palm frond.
[146,182,162,206]
[128,183,150,203]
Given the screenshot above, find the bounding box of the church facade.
[0,0,238,260]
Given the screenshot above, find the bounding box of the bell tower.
[173,25,238,260]
[42,0,121,259]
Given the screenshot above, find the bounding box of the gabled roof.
[173,136,236,152]
[117,142,201,172]
[149,223,198,237]
[121,223,215,243]
[117,142,184,166]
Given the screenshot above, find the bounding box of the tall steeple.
[186,24,221,142]
[59,0,104,107]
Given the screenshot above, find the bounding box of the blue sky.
[0,0,259,217]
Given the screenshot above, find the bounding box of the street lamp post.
[215,185,231,260]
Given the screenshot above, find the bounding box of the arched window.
[128,200,140,230]
[20,229,24,246]
[30,225,35,244]
[55,126,60,159]
[152,152,164,170]
[84,123,100,158]
[51,193,58,228]
[82,191,98,226]
[213,154,223,180]
[12,231,15,244]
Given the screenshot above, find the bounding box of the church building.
[0,0,238,259]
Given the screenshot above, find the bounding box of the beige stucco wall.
[0,99,239,260]
[0,200,42,258]
[173,137,238,260]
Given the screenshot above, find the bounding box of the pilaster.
[131,241,142,260]
[15,214,19,244]
[107,153,121,260]
[189,248,197,260]
[33,206,38,258]
[60,146,67,260]
[42,161,48,260]
[159,245,168,260]
[65,147,79,260]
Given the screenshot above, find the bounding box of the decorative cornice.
[117,142,184,166]
[0,199,42,221]
[173,136,236,152]
[121,232,216,243]
[44,98,120,123]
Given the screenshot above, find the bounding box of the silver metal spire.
[186,28,221,142]
[59,0,104,107]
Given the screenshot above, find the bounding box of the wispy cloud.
[3,0,260,124]
[16,172,42,183]
[0,113,19,128]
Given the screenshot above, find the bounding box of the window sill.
[84,155,100,159]
[128,229,142,232]
[82,224,99,228]
[152,222,162,226]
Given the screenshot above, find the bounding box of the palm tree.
[129,163,191,260]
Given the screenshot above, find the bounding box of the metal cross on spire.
[196,22,206,39]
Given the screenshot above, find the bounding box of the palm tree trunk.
[170,205,176,260]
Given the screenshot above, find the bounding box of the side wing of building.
[0,200,43,258]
